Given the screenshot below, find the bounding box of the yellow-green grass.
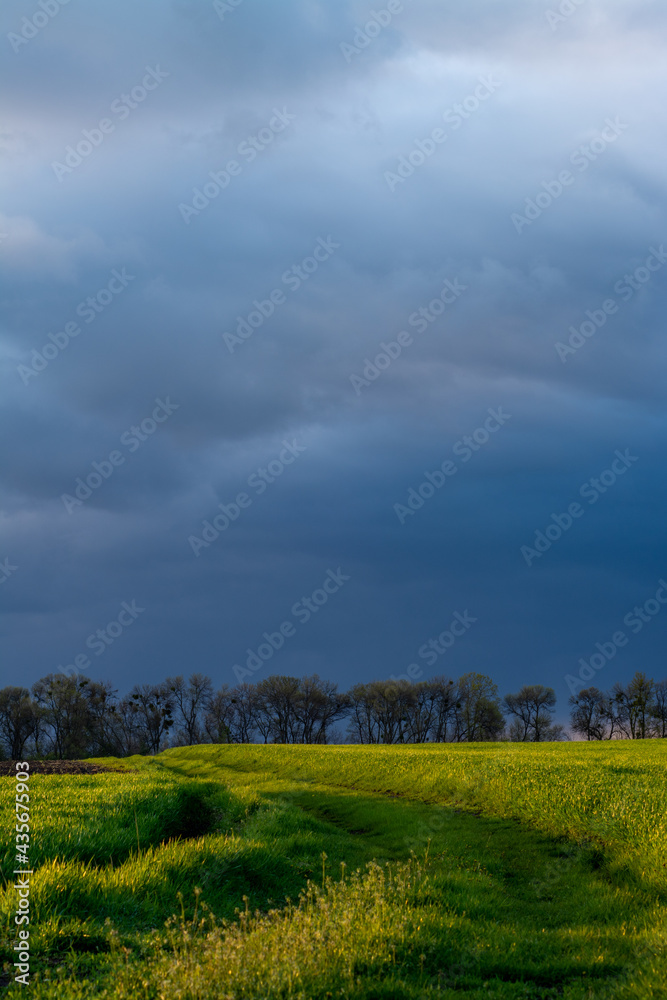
[0,742,665,998]
[157,740,667,894]
[0,767,227,880]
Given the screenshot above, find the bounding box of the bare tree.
[31,674,96,759]
[346,683,381,744]
[203,685,235,744]
[202,683,260,744]
[504,684,561,741]
[254,676,304,743]
[0,687,35,759]
[347,676,468,744]
[345,681,416,745]
[254,674,349,745]
[107,697,144,756]
[428,677,457,743]
[25,698,49,758]
[229,683,259,743]
[612,673,655,739]
[650,679,667,738]
[127,683,175,754]
[295,675,349,744]
[14,665,667,755]
[167,674,213,746]
[454,673,505,742]
[401,681,437,744]
[84,680,125,755]
[569,687,609,740]
[371,681,415,744]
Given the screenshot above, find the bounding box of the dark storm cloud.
[1,0,667,723]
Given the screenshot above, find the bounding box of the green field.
[1,742,666,998]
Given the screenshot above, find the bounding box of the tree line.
[0,669,665,759]
[569,674,667,740]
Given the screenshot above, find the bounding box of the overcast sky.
[1,0,666,719]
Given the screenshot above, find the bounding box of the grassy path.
[1,745,664,998]
[146,754,664,999]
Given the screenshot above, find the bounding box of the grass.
[158,741,667,894]
[0,767,225,877]
[0,742,665,998]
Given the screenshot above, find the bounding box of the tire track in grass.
[155,757,662,998]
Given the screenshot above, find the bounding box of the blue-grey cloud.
[1,0,666,724]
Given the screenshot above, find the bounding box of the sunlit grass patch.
[1,742,665,997]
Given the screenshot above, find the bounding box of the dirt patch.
[0,760,122,776]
